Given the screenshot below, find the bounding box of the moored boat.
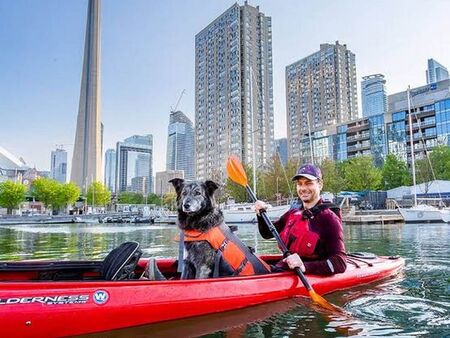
[222,203,289,223]
[398,204,446,223]
[0,250,404,337]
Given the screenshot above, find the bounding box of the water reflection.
[0,222,449,337]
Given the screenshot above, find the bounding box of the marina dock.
[343,209,404,224]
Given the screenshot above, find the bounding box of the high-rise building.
[166,111,195,180]
[71,0,102,190]
[104,149,116,193]
[286,41,358,160]
[50,148,67,183]
[195,2,274,181]
[426,58,449,84]
[387,80,450,164]
[361,74,388,118]
[155,170,184,196]
[116,135,153,194]
[275,138,288,166]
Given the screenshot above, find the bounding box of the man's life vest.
[183,225,271,277]
[280,203,341,257]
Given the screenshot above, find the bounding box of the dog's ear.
[169,178,184,195]
[204,180,219,197]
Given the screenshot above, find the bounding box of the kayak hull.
[0,255,404,337]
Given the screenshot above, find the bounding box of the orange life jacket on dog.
[183,225,271,276]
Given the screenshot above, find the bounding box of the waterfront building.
[50,147,67,183]
[286,41,358,160]
[155,170,184,196]
[361,74,388,118]
[275,138,288,166]
[115,135,153,194]
[426,58,449,84]
[166,111,195,180]
[387,79,450,164]
[71,0,102,190]
[195,2,274,181]
[0,146,28,183]
[104,149,116,193]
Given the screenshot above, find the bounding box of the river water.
[0,222,448,337]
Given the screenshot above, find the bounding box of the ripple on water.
[343,294,450,336]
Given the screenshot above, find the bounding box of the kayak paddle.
[226,155,342,313]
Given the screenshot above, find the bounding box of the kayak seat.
[102,241,143,280]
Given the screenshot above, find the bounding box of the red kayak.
[0,245,404,338]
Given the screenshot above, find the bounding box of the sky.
[1,0,450,176]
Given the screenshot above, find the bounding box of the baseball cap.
[291,164,322,181]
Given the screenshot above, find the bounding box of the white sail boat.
[398,87,448,223]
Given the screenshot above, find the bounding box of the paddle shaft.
[245,185,314,292]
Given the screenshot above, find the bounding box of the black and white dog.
[169,178,270,280]
[169,178,223,279]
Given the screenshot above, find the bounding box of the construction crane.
[170,89,186,112]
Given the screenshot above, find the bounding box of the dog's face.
[169,178,219,215]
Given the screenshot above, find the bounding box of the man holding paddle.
[255,164,347,276]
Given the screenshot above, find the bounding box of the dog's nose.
[183,202,190,210]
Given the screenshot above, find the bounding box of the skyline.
[1,0,450,175]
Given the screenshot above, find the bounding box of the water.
[0,222,448,337]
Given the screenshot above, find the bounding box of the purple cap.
[291,164,322,181]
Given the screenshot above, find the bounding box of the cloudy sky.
[1,0,449,174]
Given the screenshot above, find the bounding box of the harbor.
[0,221,447,337]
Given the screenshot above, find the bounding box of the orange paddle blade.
[309,290,344,313]
[226,155,248,187]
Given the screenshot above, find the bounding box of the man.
[255,164,346,275]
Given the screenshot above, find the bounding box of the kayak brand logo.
[0,295,89,305]
[93,290,109,305]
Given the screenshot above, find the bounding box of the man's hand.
[283,253,305,272]
[254,200,268,215]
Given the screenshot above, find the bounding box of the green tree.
[118,192,143,204]
[163,192,177,210]
[429,145,450,180]
[86,182,111,206]
[320,158,345,194]
[259,155,294,201]
[341,156,382,191]
[146,193,162,205]
[381,153,411,189]
[0,181,26,214]
[53,183,80,212]
[415,158,434,186]
[31,177,59,209]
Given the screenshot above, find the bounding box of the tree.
[163,192,177,210]
[259,155,294,202]
[415,158,434,187]
[428,145,450,180]
[53,183,80,212]
[146,193,162,205]
[0,181,26,214]
[118,192,143,204]
[320,158,345,194]
[31,177,59,208]
[341,156,382,191]
[86,182,111,206]
[381,153,411,190]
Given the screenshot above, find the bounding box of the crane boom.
[172,89,186,112]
